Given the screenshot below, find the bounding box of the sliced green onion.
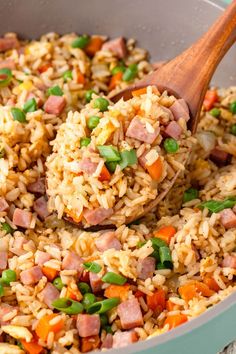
[105,161,119,173]
[2,269,16,285]
[137,241,146,248]
[85,89,96,103]
[97,145,121,162]
[1,222,13,234]
[159,246,173,269]
[71,35,90,49]
[87,116,100,130]
[80,137,91,147]
[209,108,220,118]
[104,325,113,333]
[151,237,168,248]
[83,262,102,274]
[0,283,4,297]
[156,263,167,270]
[93,97,109,112]
[183,188,199,203]
[53,277,64,291]
[119,149,137,170]
[52,297,84,314]
[102,272,127,285]
[164,138,179,153]
[0,68,12,87]
[230,124,236,136]
[11,108,26,123]
[0,148,5,159]
[229,101,236,114]
[100,313,109,327]
[82,292,96,310]
[87,298,120,314]
[151,249,160,262]
[63,70,73,81]
[111,65,126,75]
[122,64,138,82]
[78,282,91,294]
[47,85,63,96]
[23,98,37,113]
[198,197,236,213]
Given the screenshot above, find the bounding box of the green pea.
[122,64,138,82]
[0,283,4,297]
[11,108,26,123]
[229,101,236,114]
[82,293,96,310]
[87,116,100,130]
[100,313,109,327]
[230,124,236,136]
[93,97,109,112]
[63,70,73,81]
[164,138,179,153]
[53,277,64,291]
[80,137,91,147]
[1,222,13,234]
[78,282,91,294]
[209,108,220,118]
[85,90,96,103]
[2,269,16,285]
[71,35,90,49]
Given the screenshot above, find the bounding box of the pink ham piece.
[62,251,83,272]
[35,250,51,266]
[102,37,127,59]
[10,236,28,256]
[0,251,8,270]
[0,304,18,325]
[210,148,229,166]
[220,208,236,229]
[41,283,60,309]
[77,314,101,337]
[137,257,155,280]
[0,37,19,52]
[101,333,113,349]
[44,95,66,115]
[27,178,45,195]
[0,59,15,70]
[222,255,236,269]
[164,121,182,140]
[84,208,113,226]
[126,117,160,144]
[12,208,32,228]
[33,196,50,220]
[117,298,143,330]
[89,272,103,293]
[112,331,138,348]
[95,231,121,252]
[20,266,43,285]
[0,197,9,212]
[169,99,190,122]
[78,158,98,175]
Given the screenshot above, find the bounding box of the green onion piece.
[52,297,84,315]
[102,272,127,285]
[53,277,64,291]
[119,149,137,170]
[209,108,220,118]
[151,249,160,262]
[104,325,113,333]
[78,282,91,294]
[100,313,109,327]
[105,161,118,173]
[71,35,90,49]
[0,68,12,87]
[151,237,168,248]
[82,292,96,310]
[87,116,100,130]
[229,101,236,114]
[2,269,16,285]
[159,246,173,269]
[97,145,121,162]
[85,89,96,103]
[183,188,199,203]
[87,297,120,314]
[164,138,179,153]
[156,263,167,270]
[93,97,109,112]
[23,98,37,113]
[0,283,4,297]
[63,70,73,81]
[0,148,5,159]
[111,65,126,75]
[122,64,138,82]
[80,137,91,147]
[11,108,26,123]
[47,85,63,96]
[83,262,102,273]
[1,222,13,234]
[198,197,236,213]
[230,124,236,136]
[137,241,146,248]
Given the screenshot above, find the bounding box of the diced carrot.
[146,289,166,312]
[21,338,43,354]
[104,284,130,302]
[153,225,176,245]
[38,63,51,73]
[166,299,180,312]
[85,37,104,56]
[65,207,83,223]
[81,335,100,353]
[131,87,147,97]
[98,165,111,182]
[203,276,220,292]
[109,71,123,91]
[42,266,59,281]
[134,290,145,298]
[145,157,163,181]
[35,314,64,342]
[164,314,188,330]
[66,284,83,301]
[203,90,218,111]
[76,70,86,85]
[178,281,214,302]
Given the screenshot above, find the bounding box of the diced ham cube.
[101,333,113,349]
[95,231,121,252]
[20,266,43,285]
[0,251,8,270]
[220,209,236,229]
[0,198,9,212]
[0,304,18,325]
[112,331,138,348]
[62,251,83,272]
[12,208,33,228]
[27,178,45,195]
[137,257,155,280]
[169,99,190,122]
[222,255,236,269]
[89,272,103,293]
[126,117,160,144]
[102,37,127,59]
[35,250,51,266]
[44,95,66,115]
[84,208,114,226]
[41,283,60,309]
[164,121,182,140]
[33,196,50,220]
[77,314,101,337]
[10,236,28,256]
[210,148,229,166]
[78,158,98,175]
[0,37,19,52]
[117,298,143,330]
[0,59,15,70]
